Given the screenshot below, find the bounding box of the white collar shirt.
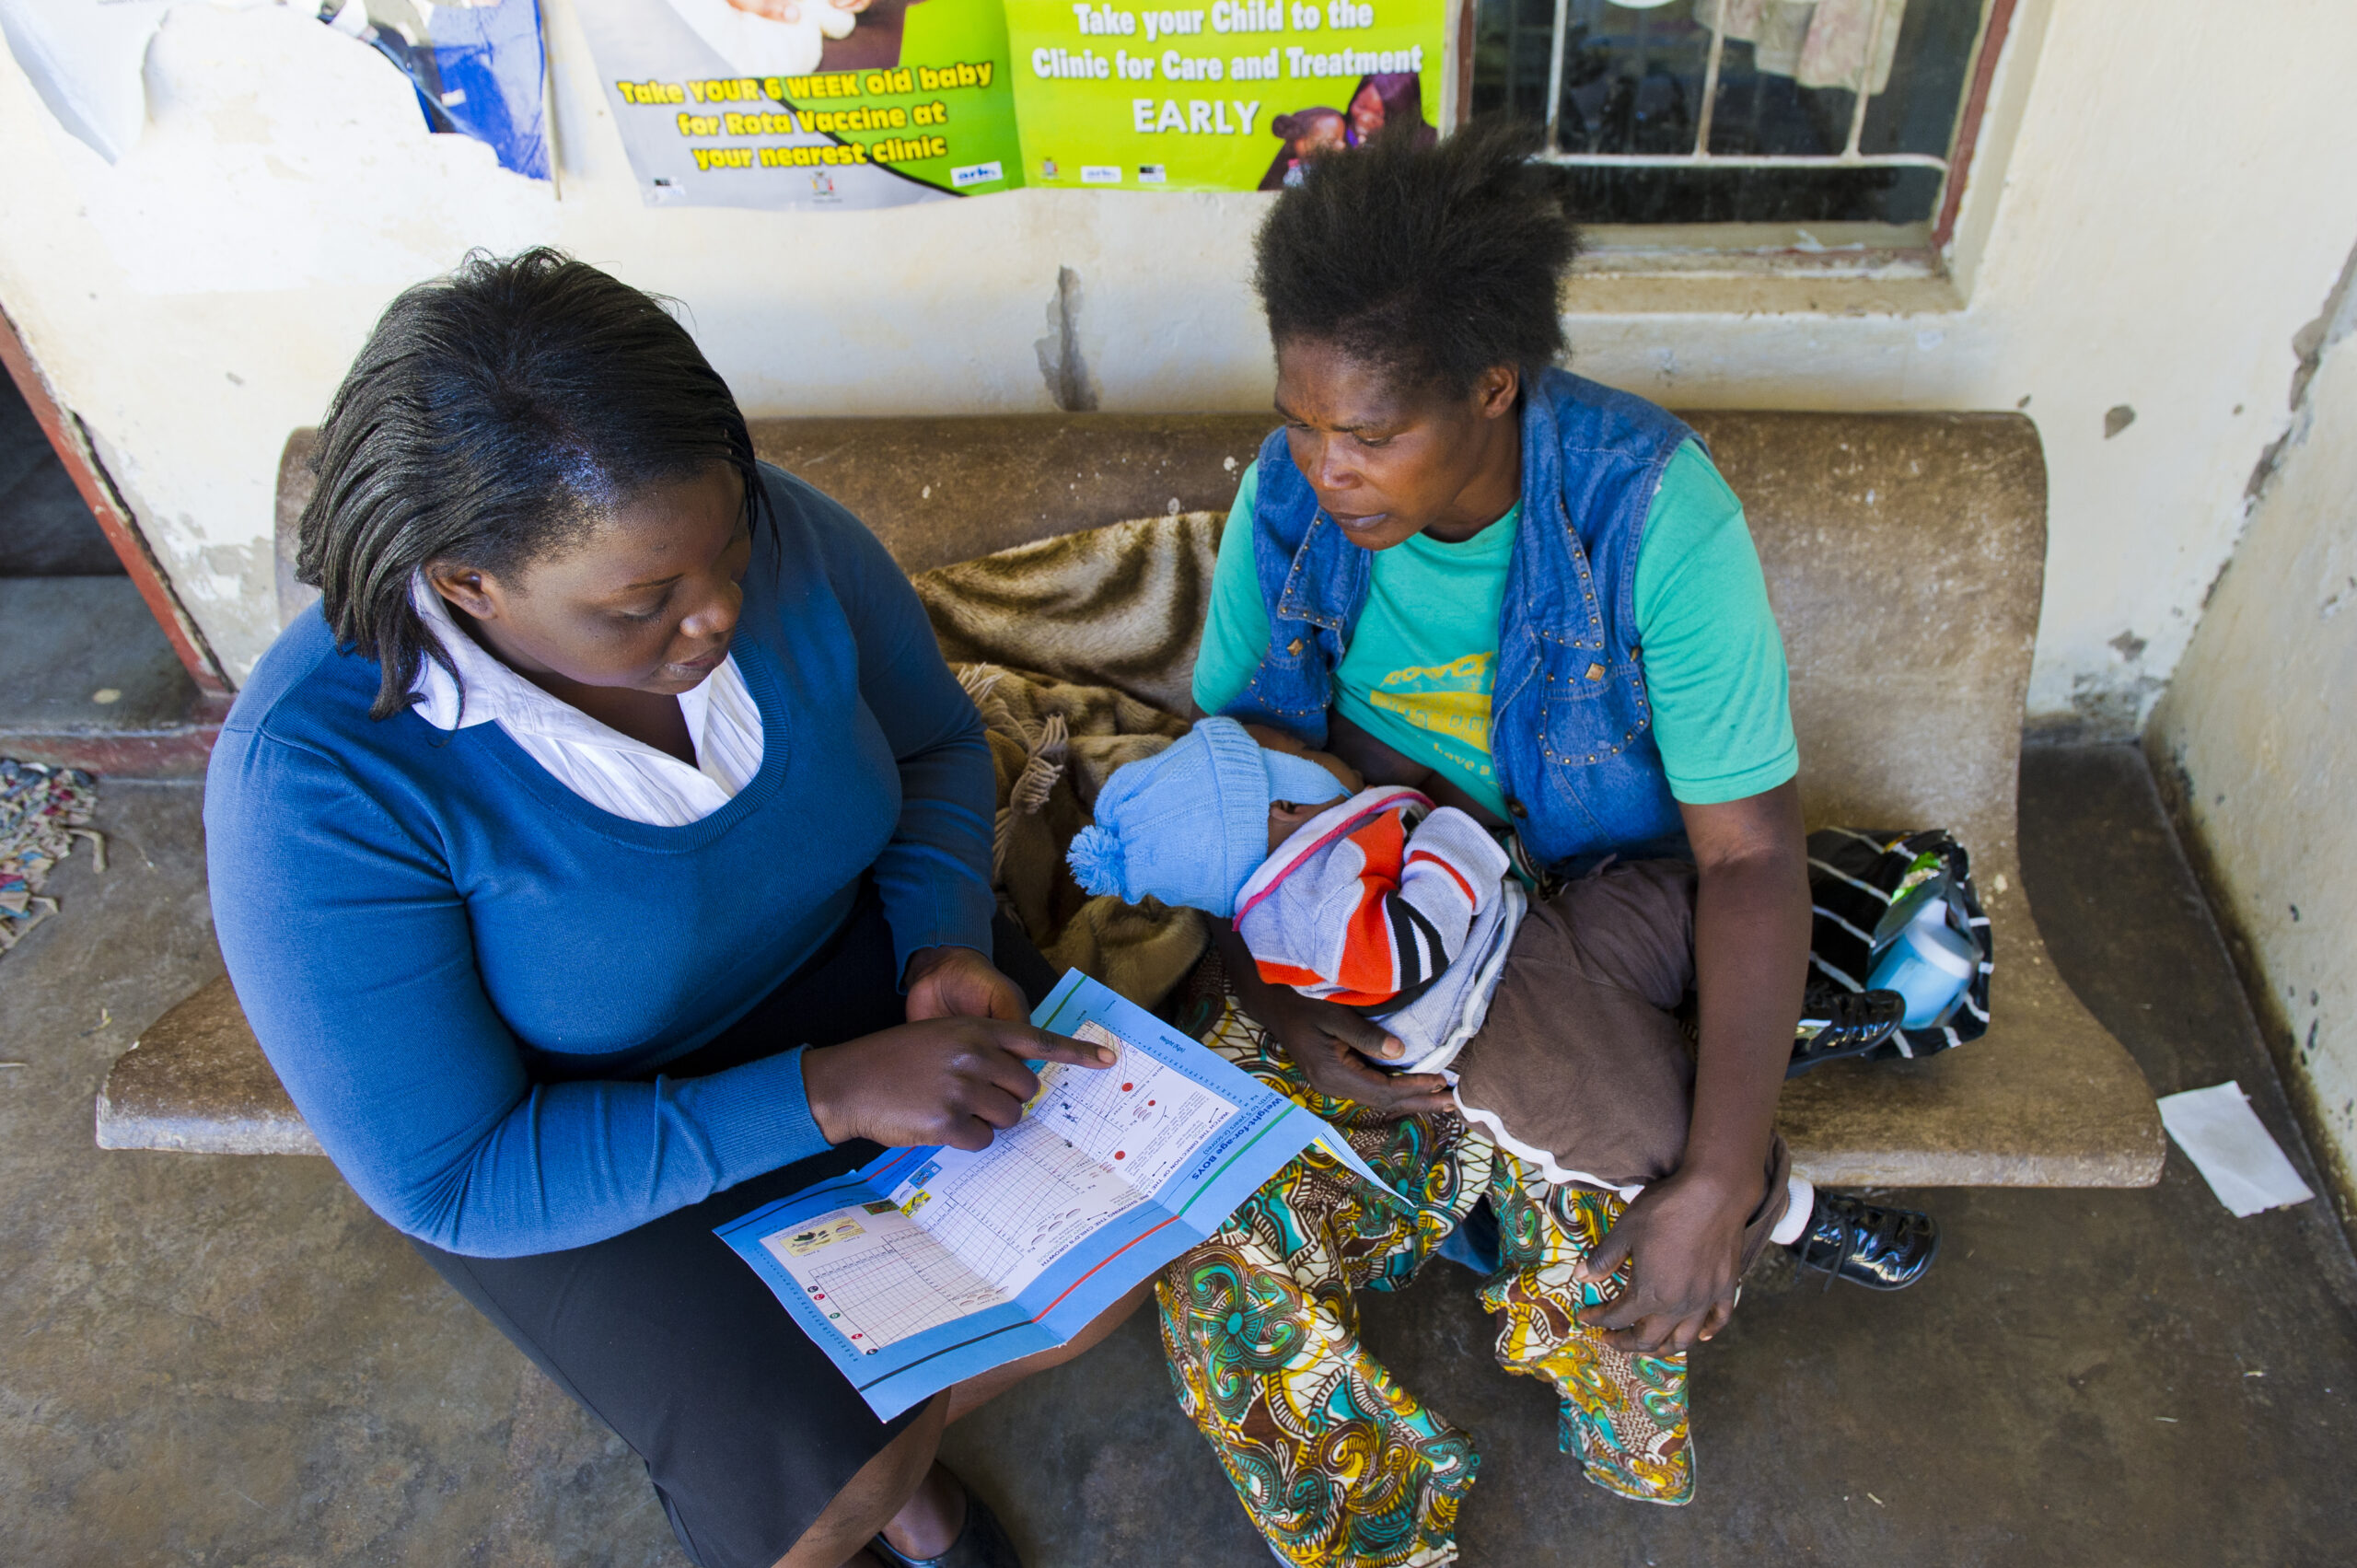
[406,574,764,827]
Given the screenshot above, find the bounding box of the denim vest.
[1219,367,1696,872]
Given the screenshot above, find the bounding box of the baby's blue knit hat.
[1066,717,1349,917]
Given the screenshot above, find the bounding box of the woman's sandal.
[868,1489,1022,1568]
[1787,982,1907,1077]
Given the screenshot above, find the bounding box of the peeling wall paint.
[1033,266,1100,414]
[0,0,2354,713]
[2150,254,2357,1225]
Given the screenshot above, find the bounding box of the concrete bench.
[99,411,2165,1188]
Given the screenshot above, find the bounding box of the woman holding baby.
[1156,121,1939,1562]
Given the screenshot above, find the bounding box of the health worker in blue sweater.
[205,250,1121,1568]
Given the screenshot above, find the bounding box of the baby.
[1068,716,1817,1267]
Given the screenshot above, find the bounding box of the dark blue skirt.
[411,881,1056,1568]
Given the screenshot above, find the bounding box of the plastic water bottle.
[1866,896,1977,1029]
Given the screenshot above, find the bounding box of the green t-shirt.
[1191,441,1798,814]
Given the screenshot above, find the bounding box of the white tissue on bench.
[2156,1081,2315,1218]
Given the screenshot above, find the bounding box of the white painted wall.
[2,0,2354,717]
[2149,256,2357,1217]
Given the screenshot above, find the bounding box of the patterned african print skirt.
[1156,999,1693,1568]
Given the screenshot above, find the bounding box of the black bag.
[1805,827,1992,1062]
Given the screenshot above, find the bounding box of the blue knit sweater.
[204,466,994,1258]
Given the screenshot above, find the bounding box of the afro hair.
[1252,118,1584,401]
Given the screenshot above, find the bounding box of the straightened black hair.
[298,247,764,721]
[1253,119,1584,402]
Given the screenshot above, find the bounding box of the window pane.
[1469,0,1987,228]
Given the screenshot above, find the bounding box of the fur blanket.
[917,510,1225,718]
[916,510,1228,1011]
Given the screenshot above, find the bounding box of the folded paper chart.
[717,970,1393,1417]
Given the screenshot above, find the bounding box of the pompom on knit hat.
[1066,717,1349,918]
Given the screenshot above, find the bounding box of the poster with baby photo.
[1004,0,1446,192]
[575,0,1028,208]
[575,0,1447,205]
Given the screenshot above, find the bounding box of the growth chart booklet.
[717,969,1391,1418]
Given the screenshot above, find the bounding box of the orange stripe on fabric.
[1345,809,1411,877]
[1335,810,1408,1001]
[1231,788,1434,926]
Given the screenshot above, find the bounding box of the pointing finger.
[1006,1027,1118,1067]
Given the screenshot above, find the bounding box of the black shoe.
[871,1493,1021,1568]
[1787,1191,1940,1291]
[1788,982,1907,1077]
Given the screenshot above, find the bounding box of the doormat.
[0,760,104,954]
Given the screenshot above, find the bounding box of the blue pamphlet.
[716,970,1392,1419]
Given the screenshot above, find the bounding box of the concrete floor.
[0,577,201,737]
[3,747,2351,1566]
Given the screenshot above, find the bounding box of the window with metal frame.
[1466,0,2016,253]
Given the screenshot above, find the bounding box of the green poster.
[577,0,1028,208]
[1006,0,1446,192]
[573,0,1446,207]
